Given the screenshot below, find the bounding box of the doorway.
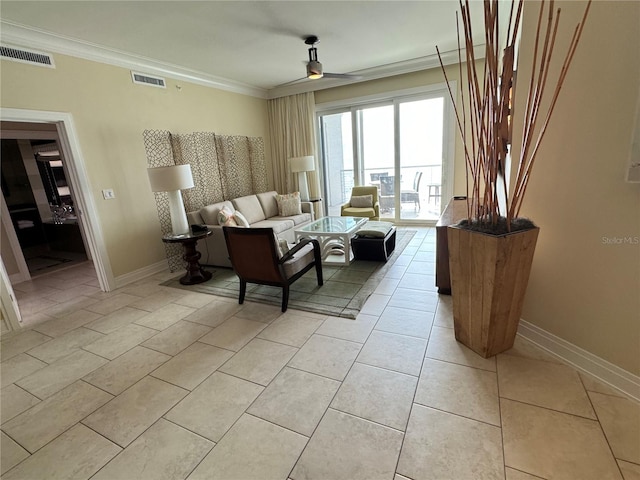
[1,136,89,278]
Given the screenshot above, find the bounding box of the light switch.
[102,189,115,200]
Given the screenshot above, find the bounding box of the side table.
[162,229,213,285]
[308,197,323,220]
[435,197,467,294]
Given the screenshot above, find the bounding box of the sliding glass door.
[318,87,452,223]
[319,111,354,213]
[397,97,444,220]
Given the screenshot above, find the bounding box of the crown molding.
[1,20,485,102]
[0,21,269,99]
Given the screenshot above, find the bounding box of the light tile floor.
[2,227,639,479]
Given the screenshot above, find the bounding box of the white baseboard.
[10,272,29,284]
[113,260,169,289]
[518,319,640,402]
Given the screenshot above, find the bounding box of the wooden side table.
[162,229,213,285]
[435,197,468,294]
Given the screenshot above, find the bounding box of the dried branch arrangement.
[438,0,591,233]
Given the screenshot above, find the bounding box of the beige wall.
[1,54,270,278]
[513,1,640,375]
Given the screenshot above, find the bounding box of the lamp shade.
[147,164,194,192]
[289,156,315,173]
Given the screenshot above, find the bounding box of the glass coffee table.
[295,216,368,265]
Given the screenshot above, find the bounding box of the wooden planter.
[447,226,540,358]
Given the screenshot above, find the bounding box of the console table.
[435,197,468,294]
[162,229,212,285]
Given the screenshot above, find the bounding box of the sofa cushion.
[273,213,312,226]
[187,210,204,225]
[200,201,235,225]
[282,243,315,278]
[252,219,295,235]
[256,191,279,219]
[232,195,266,224]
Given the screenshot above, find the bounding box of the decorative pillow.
[350,194,373,208]
[278,239,290,256]
[276,192,302,217]
[217,207,237,226]
[234,210,250,228]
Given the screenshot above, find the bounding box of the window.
[317,84,455,223]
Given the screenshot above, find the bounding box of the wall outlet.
[102,189,115,199]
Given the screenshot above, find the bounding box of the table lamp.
[147,164,194,235]
[289,155,315,201]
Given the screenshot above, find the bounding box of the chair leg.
[312,240,324,286]
[315,261,324,286]
[281,286,289,312]
[239,279,246,305]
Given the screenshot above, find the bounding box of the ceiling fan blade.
[322,73,363,80]
[274,76,308,88]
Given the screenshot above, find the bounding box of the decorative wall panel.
[143,129,267,271]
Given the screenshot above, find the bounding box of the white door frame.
[0,108,114,291]
[0,195,31,283]
[0,257,22,332]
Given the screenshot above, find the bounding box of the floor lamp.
[147,164,195,235]
[289,156,315,201]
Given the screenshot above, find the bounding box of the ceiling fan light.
[307,60,323,79]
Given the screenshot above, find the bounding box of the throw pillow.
[234,210,250,228]
[278,239,290,256]
[217,207,237,226]
[350,194,373,208]
[276,192,302,217]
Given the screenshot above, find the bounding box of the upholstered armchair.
[340,186,380,221]
[222,227,323,312]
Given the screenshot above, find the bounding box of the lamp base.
[298,172,310,201]
[166,190,190,235]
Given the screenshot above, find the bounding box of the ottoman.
[351,221,397,261]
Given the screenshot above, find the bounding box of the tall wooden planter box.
[447,226,540,358]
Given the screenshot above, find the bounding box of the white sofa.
[186,191,314,267]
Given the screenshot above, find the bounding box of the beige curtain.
[267,92,320,199]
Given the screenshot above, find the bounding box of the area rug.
[162,229,416,318]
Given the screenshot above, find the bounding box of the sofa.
[187,191,314,267]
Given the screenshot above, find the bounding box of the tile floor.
[2,227,639,479]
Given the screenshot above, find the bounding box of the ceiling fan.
[304,35,360,80]
[276,35,362,87]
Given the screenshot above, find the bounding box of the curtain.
[267,92,320,199]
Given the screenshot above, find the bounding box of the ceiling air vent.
[131,71,166,88]
[0,45,55,68]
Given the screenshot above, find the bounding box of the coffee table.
[295,216,368,265]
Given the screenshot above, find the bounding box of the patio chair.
[223,227,323,312]
[401,171,422,211]
[379,175,395,212]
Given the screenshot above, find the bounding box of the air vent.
[0,45,55,68]
[131,71,166,88]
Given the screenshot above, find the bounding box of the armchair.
[340,186,380,221]
[222,227,323,312]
